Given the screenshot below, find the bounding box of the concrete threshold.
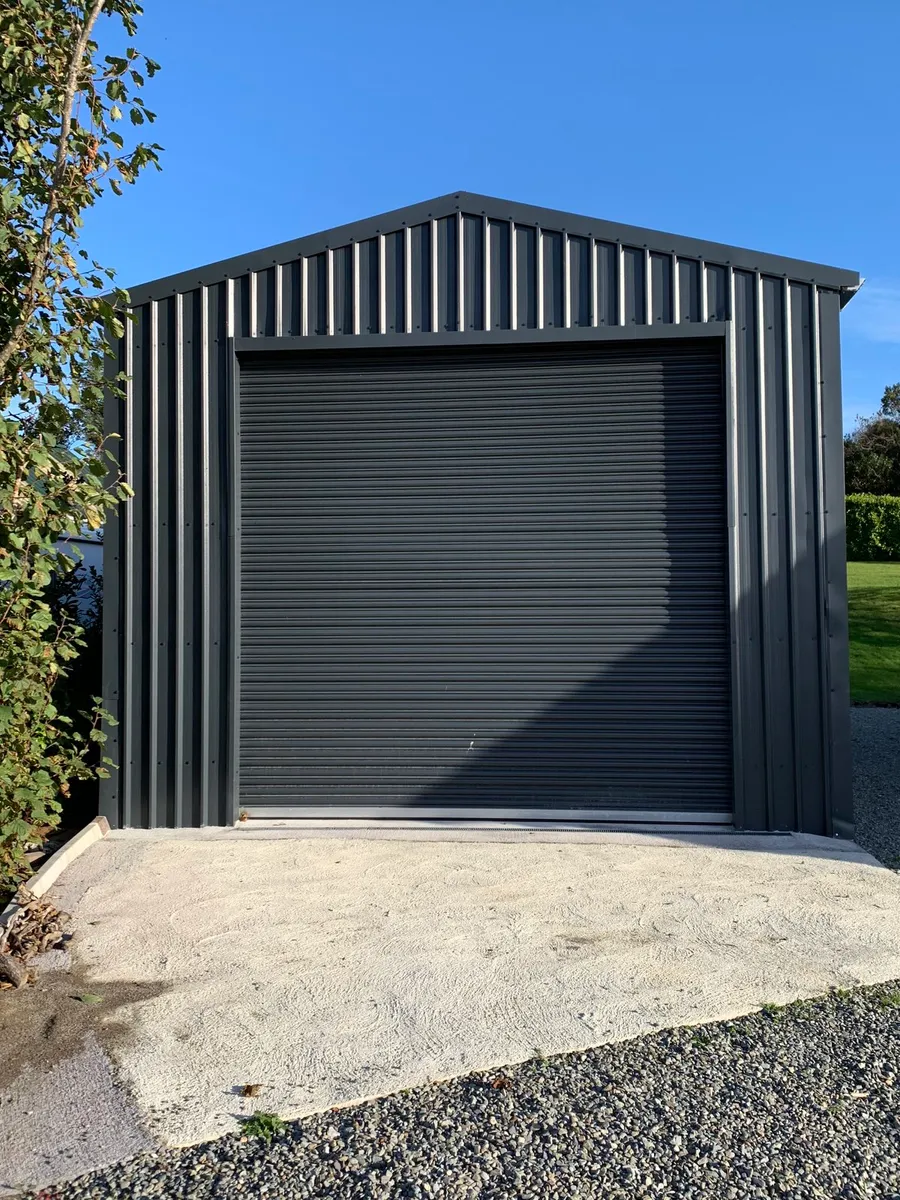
[105,824,877,862]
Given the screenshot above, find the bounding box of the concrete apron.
[3,828,900,1194]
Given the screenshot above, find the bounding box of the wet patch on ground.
[0,962,170,1095]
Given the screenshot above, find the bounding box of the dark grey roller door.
[238,340,731,820]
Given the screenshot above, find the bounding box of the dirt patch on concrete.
[0,962,169,1093]
[0,960,169,1195]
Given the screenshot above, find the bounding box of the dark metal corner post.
[818,289,853,838]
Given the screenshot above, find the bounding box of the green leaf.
[75,994,104,1005]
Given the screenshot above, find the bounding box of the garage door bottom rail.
[240,805,733,825]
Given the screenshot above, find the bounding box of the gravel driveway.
[34,981,900,1200]
[852,705,900,869]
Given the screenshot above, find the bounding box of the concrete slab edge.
[103,825,882,864]
[140,982,900,1152]
[0,816,109,937]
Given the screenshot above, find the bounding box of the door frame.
[226,322,738,826]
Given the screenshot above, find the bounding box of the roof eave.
[839,278,865,308]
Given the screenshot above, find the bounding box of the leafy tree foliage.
[844,384,900,498]
[879,382,900,419]
[0,0,160,890]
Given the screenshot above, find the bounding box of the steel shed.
[101,191,860,835]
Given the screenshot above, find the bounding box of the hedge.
[845,494,900,561]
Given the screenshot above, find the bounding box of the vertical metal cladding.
[105,283,232,827]
[101,194,856,832]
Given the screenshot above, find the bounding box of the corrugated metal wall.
[101,195,853,834]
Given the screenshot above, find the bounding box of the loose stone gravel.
[852,705,900,869]
[34,981,900,1200]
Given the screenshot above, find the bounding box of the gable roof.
[124,191,860,309]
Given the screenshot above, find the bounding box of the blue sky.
[88,0,899,432]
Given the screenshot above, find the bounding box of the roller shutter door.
[238,341,731,820]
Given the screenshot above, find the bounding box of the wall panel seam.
[174,293,185,827]
[726,269,747,828]
[563,232,571,329]
[756,271,775,829]
[430,218,438,333]
[510,220,518,331]
[199,286,211,824]
[404,227,412,334]
[700,260,708,323]
[644,248,652,325]
[326,249,334,336]
[148,299,159,827]
[122,312,135,824]
[378,234,386,335]
[457,211,465,333]
[352,241,360,336]
[811,286,833,830]
[483,216,491,332]
[274,263,283,338]
[783,277,802,829]
[536,226,544,330]
[591,240,599,328]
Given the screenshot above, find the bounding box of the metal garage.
[101,192,860,835]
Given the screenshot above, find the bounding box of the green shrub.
[0,427,122,893]
[0,1,160,898]
[845,494,900,562]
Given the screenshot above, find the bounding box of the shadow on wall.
[410,348,731,820]
[405,356,848,838]
[412,546,840,836]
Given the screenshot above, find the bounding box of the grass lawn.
[848,561,900,703]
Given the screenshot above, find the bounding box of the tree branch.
[0,0,108,379]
